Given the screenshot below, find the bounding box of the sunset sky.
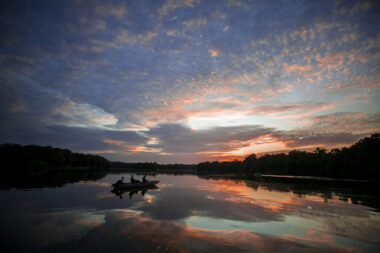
[1,0,379,163]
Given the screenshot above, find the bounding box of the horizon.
[1,0,380,163]
[3,132,378,165]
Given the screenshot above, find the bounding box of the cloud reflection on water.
[39,211,320,253]
[1,173,379,252]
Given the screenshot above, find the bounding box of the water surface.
[0,172,379,252]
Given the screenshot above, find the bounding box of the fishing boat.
[112,180,159,189]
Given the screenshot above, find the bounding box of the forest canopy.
[198,133,380,179]
[1,133,379,180]
[0,144,110,171]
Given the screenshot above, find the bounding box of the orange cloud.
[317,52,345,65]
[104,139,161,153]
[248,102,335,119]
[81,149,117,154]
[284,62,313,72]
[208,48,219,57]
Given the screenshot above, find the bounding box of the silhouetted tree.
[0,144,110,172]
[196,133,380,180]
[244,153,258,172]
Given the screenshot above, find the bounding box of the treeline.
[110,161,197,171]
[0,144,110,171]
[198,133,380,179]
[197,160,245,173]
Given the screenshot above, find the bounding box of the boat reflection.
[1,173,379,252]
[111,185,159,199]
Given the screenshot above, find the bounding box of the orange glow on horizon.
[104,139,161,153]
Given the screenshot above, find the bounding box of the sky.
[0,0,379,163]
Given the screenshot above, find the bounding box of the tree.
[244,153,258,172]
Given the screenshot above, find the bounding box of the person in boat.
[142,175,148,183]
[130,175,140,183]
[116,176,124,186]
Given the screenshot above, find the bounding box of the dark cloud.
[309,112,380,132]
[0,123,148,153]
[272,112,380,148]
[146,123,275,153]
[274,131,364,148]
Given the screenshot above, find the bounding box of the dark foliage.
[197,160,244,173]
[0,144,110,172]
[198,133,380,179]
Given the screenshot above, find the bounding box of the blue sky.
[1,0,379,163]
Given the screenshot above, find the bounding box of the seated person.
[142,175,148,182]
[116,176,124,185]
[130,175,140,183]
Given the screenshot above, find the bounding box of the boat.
[112,180,159,189]
[111,183,158,199]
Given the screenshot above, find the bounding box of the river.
[0,172,379,252]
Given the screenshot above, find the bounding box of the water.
[0,172,379,253]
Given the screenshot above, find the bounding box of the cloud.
[47,101,118,128]
[182,17,208,29]
[0,54,36,65]
[94,2,127,19]
[284,62,313,72]
[157,0,200,20]
[338,1,373,16]
[16,125,146,151]
[79,28,158,53]
[0,77,118,130]
[103,139,162,153]
[145,123,275,154]
[227,0,249,9]
[306,112,380,134]
[248,102,334,118]
[274,131,362,149]
[67,17,107,36]
[208,48,219,57]
[273,112,380,148]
